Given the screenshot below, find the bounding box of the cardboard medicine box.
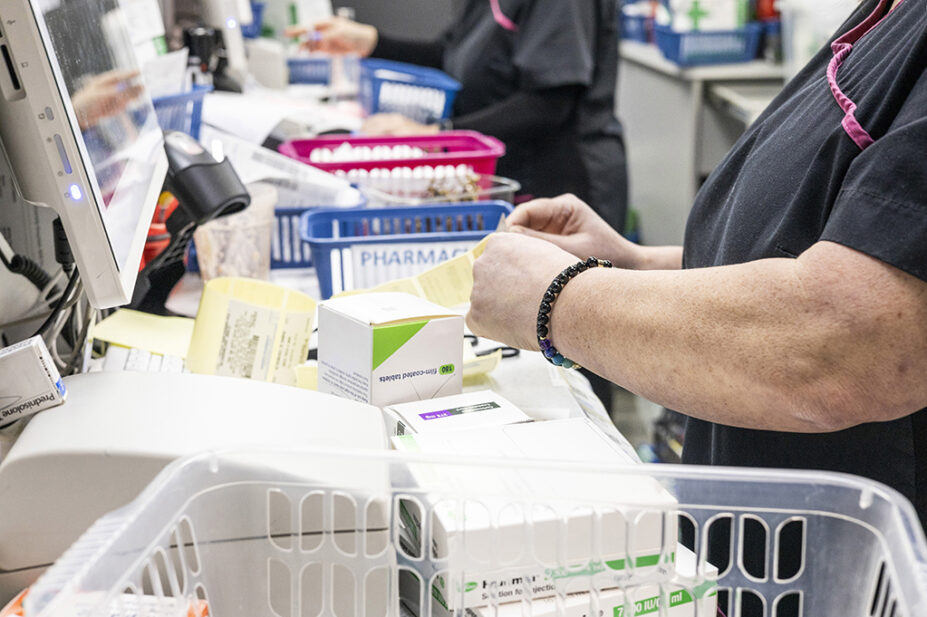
[463,546,717,617]
[0,336,66,427]
[382,391,530,436]
[318,292,463,407]
[392,419,679,613]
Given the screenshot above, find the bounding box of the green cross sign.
[687,0,710,30]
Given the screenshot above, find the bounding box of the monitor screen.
[39,0,163,270]
[0,0,167,308]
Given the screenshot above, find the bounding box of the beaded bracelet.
[537,256,613,369]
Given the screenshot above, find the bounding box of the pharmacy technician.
[297,0,628,233]
[467,0,927,529]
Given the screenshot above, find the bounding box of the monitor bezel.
[0,0,167,309]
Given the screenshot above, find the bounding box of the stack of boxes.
[317,292,716,617]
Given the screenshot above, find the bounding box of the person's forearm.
[370,35,444,69]
[549,243,927,432]
[633,245,683,270]
[454,86,580,141]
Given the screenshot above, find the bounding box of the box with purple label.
[382,391,530,437]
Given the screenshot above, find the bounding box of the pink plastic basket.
[276,131,505,177]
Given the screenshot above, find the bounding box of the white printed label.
[214,299,279,380]
[272,311,314,385]
[349,241,474,289]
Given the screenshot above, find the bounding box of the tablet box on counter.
[392,418,679,614]
[382,390,530,436]
[0,336,66,427]
[318,292,463,407]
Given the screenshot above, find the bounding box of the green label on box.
[372,321,428,369]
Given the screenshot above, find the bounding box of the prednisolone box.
[318,292,463,407]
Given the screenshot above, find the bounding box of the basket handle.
[25,505,140,617]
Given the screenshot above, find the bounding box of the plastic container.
[300,201,512,298]
[278,131,505,179]
[654,23,764,67]
[151,85,213,140]
[25,447,927,617]
[621,14,651,43]
[192,182,277,280]
[287,56,332,84]
[359,58,462,123]
[240,2,265,38]
[187,194,367,273]
[360,174,521,207]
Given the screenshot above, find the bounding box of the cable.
[7,255,55,292]
[62,307,96,375]
[34,268,80,338]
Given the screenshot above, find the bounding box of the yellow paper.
[327,231,502,308]
[91,309,194,358]
[414,252,475,308]
[463,348,502,381]
[186,277,317,386]
[294,363,319,391]
[372,277,426,297]
[461,340,502,385]
[471,233,493,259]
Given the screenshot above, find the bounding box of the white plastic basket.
[26,448,927,617]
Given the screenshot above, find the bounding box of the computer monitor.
[201,0,250,81]
[0,0,168,309]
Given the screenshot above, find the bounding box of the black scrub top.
[681,0,927,528]
[374,0,628,231]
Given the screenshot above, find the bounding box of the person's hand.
[361,113,440,136]
[71,70,144,130]
[285,17,378,56]
[467,232,577,351]
[507,194,644,269]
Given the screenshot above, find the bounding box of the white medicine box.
[382,391,530,436]
[318,292,463,407]
[392,419,679,614]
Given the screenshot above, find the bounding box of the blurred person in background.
[291,0,629,235]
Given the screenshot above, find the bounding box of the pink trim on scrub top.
[826,0,904,150]
[490,0,518,32]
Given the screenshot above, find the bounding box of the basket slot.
[774,518,805,583]
[734,589,766,617]
[267,559,291,617]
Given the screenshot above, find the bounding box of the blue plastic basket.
[288,57,332,84]
[151,85,212,139]
[621,14,651,43]
[359,58,461,124]
[300,201,511,299]
[653,23,763,67]
[240,2,265,39]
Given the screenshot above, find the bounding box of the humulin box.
[0,336,66,427]
[318,292,463,407]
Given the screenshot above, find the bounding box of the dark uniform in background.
[373,0,629,233]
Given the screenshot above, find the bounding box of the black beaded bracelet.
[537,256,612,369]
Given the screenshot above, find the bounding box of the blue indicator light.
[69,184,82,200]
[226,17,238,28]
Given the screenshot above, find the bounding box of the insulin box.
[318,292,463,408]
[382,391,531,436]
